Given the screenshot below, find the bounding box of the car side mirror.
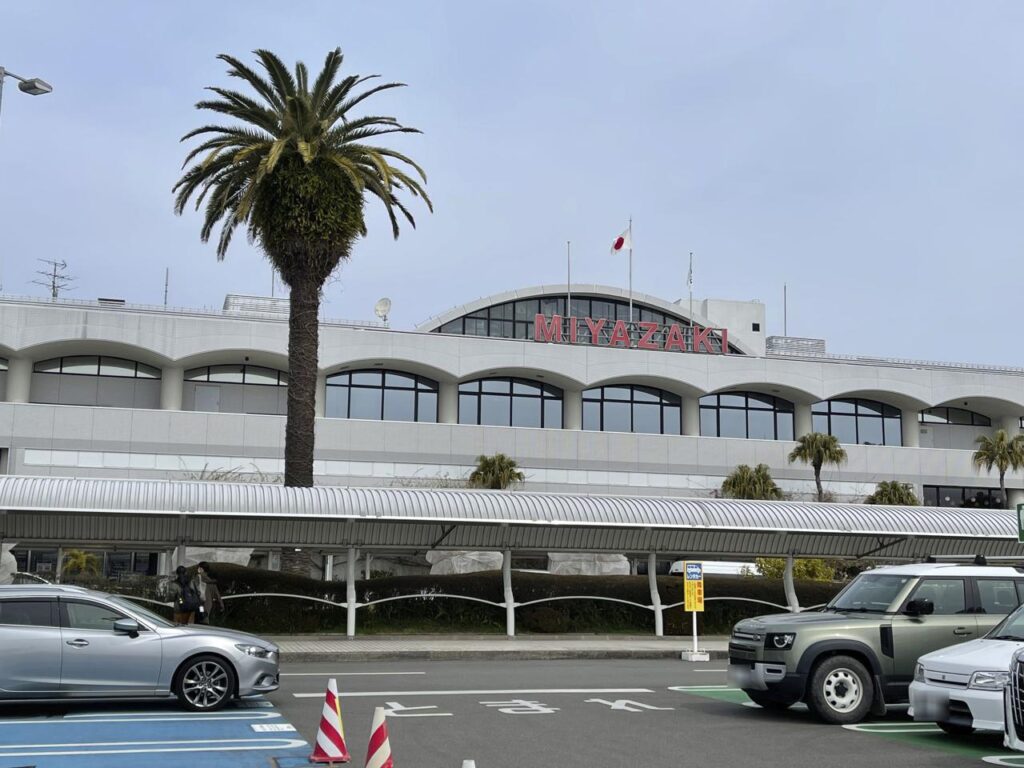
[114,618,140,638]
[905,598,935,617]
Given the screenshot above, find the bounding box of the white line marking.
[293,687,653,699]
[0,737,308,758]
[667,685,738,691]
[843,723,942,734]
[280,671,427,677]
[693,669,726,673]
[5,711,282,726]
[251,723,296,732]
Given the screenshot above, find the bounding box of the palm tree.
[865,480,918,505]
[787,432,847,502]
[721,463,784,500]
[972,429,1024,508]
[174,49,431,499]
[468,454,525,490]
[61,549,102,579]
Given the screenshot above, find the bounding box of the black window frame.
[919,407,991,427]
[699,391,795,440]
[184,364,288,387]
[922,484,1003,508]
[0,597,58,628]
[325,368,439,423]
[811,398,902,446]
[582,384,681,435]
[900,577,970,615]
[971,578,1022,615]
[33,355,161,380]
[458,377,563,428]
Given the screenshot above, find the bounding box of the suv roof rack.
[924,554,990,565]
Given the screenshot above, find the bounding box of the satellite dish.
[374,297,392,323]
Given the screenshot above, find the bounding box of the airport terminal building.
[0,285,1020,575]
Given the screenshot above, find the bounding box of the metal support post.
[55,547,64,583]
[346,547,357,637]
[502,549,516,637]
[324,553,334,582]
[648,553,663,637]
[364,552,372,580]
[784,554,800,612]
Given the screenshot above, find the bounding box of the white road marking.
[251,723,297,732]
[0,737,307,758]
[692,669,726,673]
[281,671,427,677]
[667,685,737,691]
[843,723,942,734]
[584,699,674,712]
[14,711,282,725]
[983,757,1024,766]
[293,687,653,699]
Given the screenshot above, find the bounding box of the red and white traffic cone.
[309,677,351,764]
[364,706,393,768]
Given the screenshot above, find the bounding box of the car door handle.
[953,627,972,636]
[65,639,89,648]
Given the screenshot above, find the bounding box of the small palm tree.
[62,549,102,578]
[721,463,784,500]
[788,432,847,502]
[468,454,525,490]
[972,429,1024,508]
[865,480,918,505]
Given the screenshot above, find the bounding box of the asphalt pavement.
[271,658,1010,768]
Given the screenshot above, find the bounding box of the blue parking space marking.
[0,701,309,768]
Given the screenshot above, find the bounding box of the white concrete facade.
[0,289,1021,508]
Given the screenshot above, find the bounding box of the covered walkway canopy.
[0,475,1019,561]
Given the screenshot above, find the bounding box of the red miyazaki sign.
[534,314,729,355]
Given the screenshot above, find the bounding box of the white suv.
[910,587,1024,735]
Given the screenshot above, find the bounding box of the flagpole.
[628,216,633,326]
[566,240,572,318]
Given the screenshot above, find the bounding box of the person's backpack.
[178,582,201,613]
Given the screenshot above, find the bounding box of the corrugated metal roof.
[0,475,1016,561]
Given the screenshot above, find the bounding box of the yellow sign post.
[682,561,709,661]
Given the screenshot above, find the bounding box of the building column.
[346,547,358,638]
[794,403,813,437]
[314,372,327,417]
[6,357,32,403]
[438,381,459,424]
[998,416,1022,438]
[682,397,700,437]
[648,553,664,637]
[563,388,583,430]
[783,554,800,611]
[160,366,184,410]
[901,409,920,448]
[323,553,335,582]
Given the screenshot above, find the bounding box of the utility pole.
[31,258,74,299]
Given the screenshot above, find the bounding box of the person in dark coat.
[197,561,225,624]
[169,565,201,624]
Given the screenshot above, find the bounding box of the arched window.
[185,364,288,386]
[31,355,161,409]
[582,385,681,434]
[699,392,794,440]
[920,407,991,427]
[326,370,438,423]
[183,364,288,415]
[812,398,902,446]
[458,377,562,428]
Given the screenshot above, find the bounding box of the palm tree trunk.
[281,272,321,576]
[1001,471,1008,510]
[814,464,823,502]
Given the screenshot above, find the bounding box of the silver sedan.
[0,584,279,711]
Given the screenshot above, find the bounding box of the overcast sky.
[1,2,1021,363]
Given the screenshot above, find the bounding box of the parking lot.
[2,659,1023,768]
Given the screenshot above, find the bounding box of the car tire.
[744,690,799,710]
[806,655,874,724]
[174,654,236,712]
[937,721,975,736]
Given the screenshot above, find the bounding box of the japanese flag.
[610,227,631,255]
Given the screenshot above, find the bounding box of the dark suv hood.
[736,610,882,633]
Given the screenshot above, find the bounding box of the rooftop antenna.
[31,258,74,299]
[163,267,169,306]
[374,297,392,325]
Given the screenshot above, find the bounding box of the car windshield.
[829,574,912,613]
[107,595,174,628]
[987,605,1024,641]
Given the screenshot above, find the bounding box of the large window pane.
[383,389,416,422]
[459,394,477,424]
[719,408,747,438]
[385,372,416,389]
[480,394,510,426]
[812,414,829,433]
[857,416,884,445]
[700,408,718,437]
[603,387,631,401]
[544,399,562,428]
[776,413,794,441]
[662,405,681,435]
[325,388,349,419]
[831,414,857,444]
[243,366,280,385]
[349,387,382,419]
[515,299,539,320]
[748,409,775,440]
[350,371,381,386]
[99,358,137,377]
[603,401,631,432]
[583,401,601,430]
[719,393,745,408]
[512,396,542,428]
[33,358,62,373]
[208,365,244,383]
[884,417,903,446]
[418,392,438,422]
[632,403,661,434]
[482,379,511,394]
[856,400,882,417]
[61,356,99,375]
[830,399,856,414]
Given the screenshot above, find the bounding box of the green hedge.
[176,564,845,635]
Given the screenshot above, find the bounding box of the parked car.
[0,584,280,710]
[910,594,1024,735]
[728,561,1024,724]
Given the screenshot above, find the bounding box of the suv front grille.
[1010,657,1024,740]
[728,642,758,662]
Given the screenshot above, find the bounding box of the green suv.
[727,562,1024,724]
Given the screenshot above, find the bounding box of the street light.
[0,66,53,131]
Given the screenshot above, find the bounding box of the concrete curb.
[283,649,730,663]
